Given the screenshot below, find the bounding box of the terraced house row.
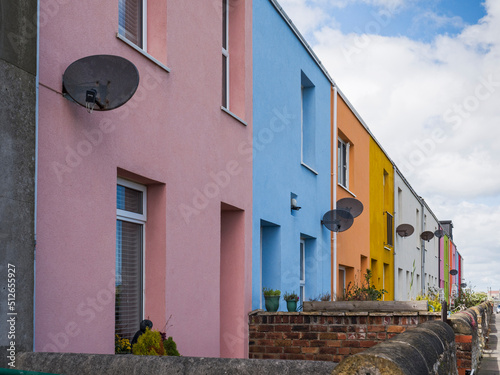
[1,0,463,363]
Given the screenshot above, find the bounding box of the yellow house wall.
[369,138,394,300]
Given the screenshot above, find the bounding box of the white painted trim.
[300,239,306,302]
[222,0,230,110]
[301,162,318,175]
[337,183,356,197]
[221,106,247,126]
[117,33,171,73]
[142,0,148,52]
[333,87,338,301]
[117,177,147,221]
[116,177,147,327]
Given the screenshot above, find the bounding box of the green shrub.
[416,287,442,312]
[132,328,165,356]
[163,336,180,356]
[340,269,387,301]
[262,287,281,296]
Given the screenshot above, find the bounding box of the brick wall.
[248,311,441,363]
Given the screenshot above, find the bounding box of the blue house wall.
[252,0,332,311]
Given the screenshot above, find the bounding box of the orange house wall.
[335,93,371,298]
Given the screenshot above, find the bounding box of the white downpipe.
[333,87,338,300]
[33,0,40,351]
[393,165,398,301]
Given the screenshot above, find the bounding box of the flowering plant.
[115,334,131,354]
[283,291,299,301]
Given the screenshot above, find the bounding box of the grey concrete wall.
[332,320,457,375]
[16,352,337,375]
[0,0,38,369]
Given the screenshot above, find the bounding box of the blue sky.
[279,0,500,294]
[330,0,486,42]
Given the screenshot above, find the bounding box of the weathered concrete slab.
[14,352,338,375]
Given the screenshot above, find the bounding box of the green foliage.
[416,287,442,312]
[340,269,387,301]
[115,334,131,354]
[454,282,487,308]
[283,291,299,301]
[262,287,281,296]
[132,328,165,356]
[163,336,180,356]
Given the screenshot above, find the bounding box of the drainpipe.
[420,200,425,295]
[393,165,397,300]
[33,0,40,351]
[331,86,338,300]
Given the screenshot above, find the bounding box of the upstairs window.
[301,72,316,170]
[119,0,147,50]
[338,138,349,188]
[386,211,393,247]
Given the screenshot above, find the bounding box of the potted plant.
[263,287,281,312]
[283,291,299,312]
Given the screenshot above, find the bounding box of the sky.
[278,0,500,293]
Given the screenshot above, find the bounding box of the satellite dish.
[336,198,364,218]
[63,55,139,112]
[450,269,458,276]
[321,209,354,232]
[396,224,414,237]
[434,229,444,238]
[420,231,434,242]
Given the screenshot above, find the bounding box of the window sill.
[301,162,318,175]
[117,33,171,73]
[221,106,248,126]
[384,246,393,251]
[338,183,356,197]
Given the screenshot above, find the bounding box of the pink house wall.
[36,1,252,357]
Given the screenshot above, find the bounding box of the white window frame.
[118,0,148,51]
[116,177,147,329]
[338,138,350,189]
[300,239,306,303]
[222,0,229,109]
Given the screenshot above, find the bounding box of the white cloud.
[279,0,500,292]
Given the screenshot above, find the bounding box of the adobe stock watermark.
[342,9,395,63]
[42,271,115,352]
[51,66,165,183]
[399,73,500,177]
[178,106,295,224]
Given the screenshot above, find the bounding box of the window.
[338,138,349,188]
[300,239,306,303]
[119,0,147,50]
[116,178,147,341]
[386,211,393,247]
[222,0,229,108]
[338,267,346,298]
[301,72,316,170]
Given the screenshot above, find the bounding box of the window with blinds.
[116,179,146,341]
[118,0,145,49]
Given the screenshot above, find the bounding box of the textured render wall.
[248,311,440,362]
[0,0,37,368]
[35,0,253,357]
[369,138,395,300]
[335,94,371,297]
[252,0,331,311]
